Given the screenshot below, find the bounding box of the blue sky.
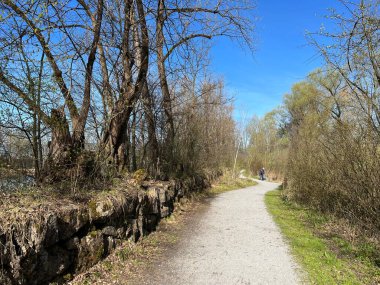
[210,0,346,120]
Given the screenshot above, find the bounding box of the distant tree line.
[0,0,255,184]
[236,111,288,181]
[240,0,379,233]
[284,0,379,233]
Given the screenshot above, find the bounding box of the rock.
[88,193,138,225]
[125,219,136,240]
[0,271,12,285]
[104,236,117,254]
[102,226,118,237]
[75,230,104,272]
[0,173,219,284]
[58,206,89,241]
[160,206,170,218]
[65,237,79,250]
[17,245,73,285]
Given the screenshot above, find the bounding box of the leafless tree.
[309,0,380,134]
[0,0,104,181]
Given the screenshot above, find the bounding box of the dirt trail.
[136,180,303,285]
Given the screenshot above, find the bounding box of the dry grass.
[68,174,254,284]
[208,175,257,195]
[69,194,205,285]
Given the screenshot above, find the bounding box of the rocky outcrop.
[0,172,219,285]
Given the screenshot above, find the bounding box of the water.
[0,175,35,191]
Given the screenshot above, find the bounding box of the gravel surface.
[138,180,303,285]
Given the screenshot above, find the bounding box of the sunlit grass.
[209,176,257,195]
[265,190,367,285]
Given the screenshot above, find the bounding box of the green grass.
[265,190,366,285]
[209,176,257,195]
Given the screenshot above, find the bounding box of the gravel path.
[139,180,302,285]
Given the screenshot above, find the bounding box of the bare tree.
[0,0,104,180]
[154,0,255,173]
[309,0,380,133]
[0,0,256,184]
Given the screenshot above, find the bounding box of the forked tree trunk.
[42,107,85,182]
[102,0,149,171]
[102,98,132,169]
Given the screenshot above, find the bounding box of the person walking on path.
[259,167,266,180]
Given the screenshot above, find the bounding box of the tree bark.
[157,0,175,172]
[142,81,159,175]
[102,0,150,170]
[131,110,137,171]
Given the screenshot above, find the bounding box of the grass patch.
[209,176,257,195]
[265,190,380,285]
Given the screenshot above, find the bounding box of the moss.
[83,231,105,264]
[101,201,112,212]
[88,200,98,219]
[95,243,104,260]
[132,169,147,183]
[63,273,72,281]
[34,222,42,234]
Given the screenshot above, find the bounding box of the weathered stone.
[125,219,136,240]
[102,226,118,237]
[40,214,59,247]
[145,215,159,232]
[65,236,79,250]
[88,199,113,222]
[158,188,167,204]
[0,270,12,285]
[75,230,104,272]
[39,246,72,280]
[88,193,138,225]
[0,172,220,284]
[58,206,89,240]
[160,206,170,218]
[17,245,73,285]
[104,236,117,254]
[130,219,141,242]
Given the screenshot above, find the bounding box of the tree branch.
[163,33,212,62]
[0,69,51,126]
[3,0,79,121]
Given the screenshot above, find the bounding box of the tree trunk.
[32,108,40,179]
[102,0,149,171]
[34,51,45,181]
[157,0,175,173]
[42,107,85,182]
[142,81,159,176]
[131,110,137,172]
[102,97,133,168]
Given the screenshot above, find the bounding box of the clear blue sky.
[210,0,346,120]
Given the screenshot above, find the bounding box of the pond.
[0,175,35,191]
